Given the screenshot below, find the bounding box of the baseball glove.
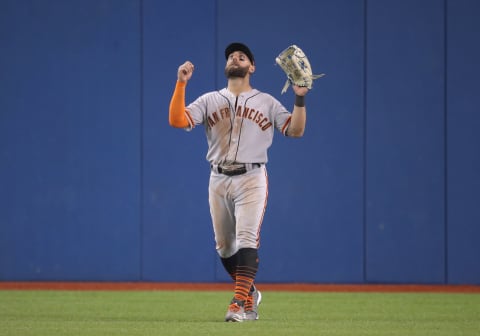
[275,45,325,94]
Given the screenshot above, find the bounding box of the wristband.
[294,95,305,107]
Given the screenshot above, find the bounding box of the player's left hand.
[292,85,309,96]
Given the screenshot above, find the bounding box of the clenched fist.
[178,61,194,82]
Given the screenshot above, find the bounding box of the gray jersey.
[184,88,292,164]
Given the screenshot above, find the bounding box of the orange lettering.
[259,117,268,128]
[207,116,215,128]
[223,107,231,119]
[242,107,249,118]
[261,122,272,131]
[212,112,220,124]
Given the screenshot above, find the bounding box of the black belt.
[213,163,262,176]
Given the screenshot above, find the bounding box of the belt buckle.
[218,164,247,176]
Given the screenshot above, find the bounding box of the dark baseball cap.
[225,42,255,64]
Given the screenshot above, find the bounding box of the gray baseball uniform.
[183,87,293,258]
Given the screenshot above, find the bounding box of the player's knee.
[236,233,258,250]
[216,241,237,258]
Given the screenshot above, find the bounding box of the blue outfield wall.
[0,0,142,280]
[446,0,480,284]
[0,0,479,284]
[365,0,446,283]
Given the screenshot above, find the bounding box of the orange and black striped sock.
[233,248,259,303]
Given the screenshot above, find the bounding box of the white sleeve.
[186,93,209,127]
[270,96,292,135]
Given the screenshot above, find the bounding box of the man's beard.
[225,64,249,78]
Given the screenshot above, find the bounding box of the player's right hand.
[178,61,194,82]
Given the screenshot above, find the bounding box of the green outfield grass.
[1,290,479,336]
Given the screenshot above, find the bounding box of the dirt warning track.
[1,282,479,293]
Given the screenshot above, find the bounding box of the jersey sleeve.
[270,95,292,136]
[185,93,209,129]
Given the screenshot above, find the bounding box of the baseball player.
[168,42,310,322]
